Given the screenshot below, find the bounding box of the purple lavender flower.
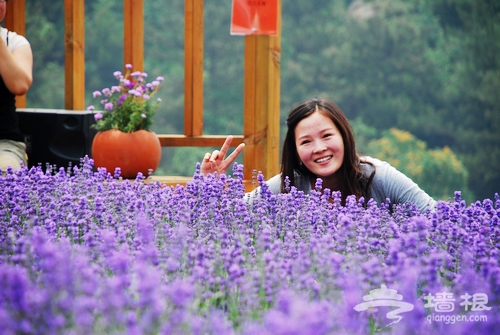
[166,279,194,308]
[260,290,335,334]
[94,112,103,121]
[1,157,498,334]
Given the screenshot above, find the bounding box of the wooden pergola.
[5,0,281,191]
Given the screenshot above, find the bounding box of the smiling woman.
[201,98,436,212]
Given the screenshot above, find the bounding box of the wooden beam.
[243,0,281,186]
[158,135,244,147]
[184,0,194,134]
[184,0,204,136]
[243,36,260,182]
[124,0,144,71]
[149,176,257,192]
[4,1,24,34]
[267,1,282,176]
[64,0,85,110]
[5,0,27,108]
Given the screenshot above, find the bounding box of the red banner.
[230,0,278,35]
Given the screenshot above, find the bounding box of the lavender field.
[1,157,498,334]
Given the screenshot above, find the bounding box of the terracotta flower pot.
[92,129,162,178]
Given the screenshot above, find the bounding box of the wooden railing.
[6,0,281,191]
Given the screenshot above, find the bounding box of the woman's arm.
[368,158,436,212]
[0,35,33,95]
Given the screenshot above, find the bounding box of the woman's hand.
[200,136,245,175]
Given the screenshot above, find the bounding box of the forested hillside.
[14,0,500,201]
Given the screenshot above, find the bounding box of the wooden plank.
[148,175,257,193]
[64,0,85,110]
[192,0,204,136]
[148,176,193,186]
[266,0,282,176]
[254,35,270,178]
[4,0,26,43]
[184,0,194,135]
[158,135,244,147]
[124,0,144,71]
[242,0,282,186]
[5,0,27,108]
[184,0,204,136]
[243,36,257,182]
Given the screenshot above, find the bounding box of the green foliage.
[350,117,382,155]
[165,147,211,176]
[84,0,125,108]
[363,127,473,202]
[280,0,500,200]
[25,1,65,109]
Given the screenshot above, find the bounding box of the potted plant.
[87,64,164,178]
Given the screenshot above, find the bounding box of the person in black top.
[0,1,33,173]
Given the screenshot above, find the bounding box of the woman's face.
[294,111,345,179]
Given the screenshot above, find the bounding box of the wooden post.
[64,0,85,110]
[243,0,282,187]
[184,0,204,136]
[124,0,144,71]
[5,0,27,108]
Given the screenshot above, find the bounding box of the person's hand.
[200,136,245,176]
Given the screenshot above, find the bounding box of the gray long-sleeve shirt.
[247,156,436,212]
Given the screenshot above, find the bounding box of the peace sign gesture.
[200,136,245,176]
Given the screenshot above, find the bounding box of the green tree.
[280,0,499,200]
[365,128,473,202]
[25,1,65,109]
[423,0,500,200]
